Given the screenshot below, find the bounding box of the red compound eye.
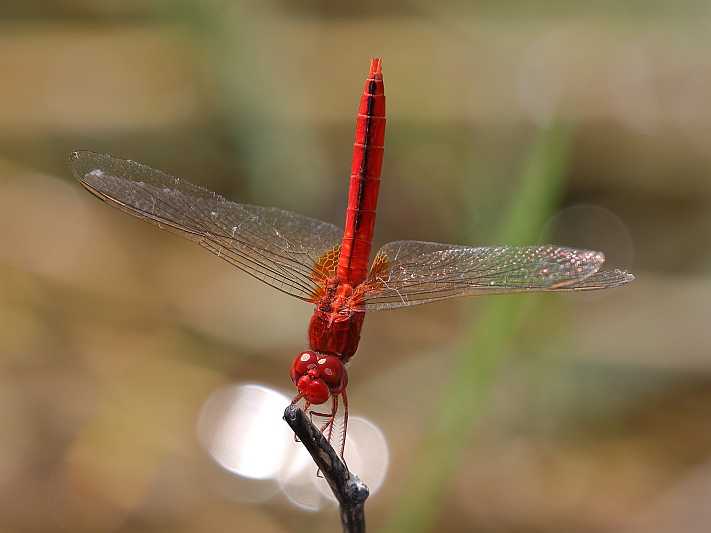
[290,351,318,385]
[317,355,346,391]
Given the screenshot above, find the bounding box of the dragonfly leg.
[313,395,338,479]
[340,389,349,463]
[308,396,339,445]
[309,404,330,429]
[324,395,339,444]
[309,397,336,419]
[314,396,338,439]
[290,392,304,405]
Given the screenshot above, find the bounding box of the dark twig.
[283,405,369,533]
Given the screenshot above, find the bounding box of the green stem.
[384,123,572,532]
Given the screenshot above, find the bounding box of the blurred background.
[1,1,710,532]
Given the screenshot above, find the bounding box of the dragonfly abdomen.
[337,57,386,286]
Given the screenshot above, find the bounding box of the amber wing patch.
[366,251,391,290]
[309,244,340,300]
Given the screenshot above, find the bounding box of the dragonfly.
[70,58,634,459]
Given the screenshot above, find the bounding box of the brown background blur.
[1,2,710,532]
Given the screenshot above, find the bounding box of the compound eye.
[290,351,318,385]
[317,355,345,389]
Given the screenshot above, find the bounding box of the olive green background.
[0,2,709,532]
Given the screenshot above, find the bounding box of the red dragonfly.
[71,58,633,458]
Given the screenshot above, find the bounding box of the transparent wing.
[361,240,635,310]
[70,151,342,301]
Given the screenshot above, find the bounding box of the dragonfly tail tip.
[369,57,382,77]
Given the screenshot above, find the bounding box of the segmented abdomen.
[336,58,386,287]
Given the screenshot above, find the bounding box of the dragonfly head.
[290,351,347,405]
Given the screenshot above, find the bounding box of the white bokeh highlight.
[197,383,389,511]
[197,384,293,480]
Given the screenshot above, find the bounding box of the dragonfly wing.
[71,151,342,301]
[361,240,635,310]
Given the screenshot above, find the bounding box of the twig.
[283,405,369,532]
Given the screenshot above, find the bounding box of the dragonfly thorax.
[315,280,364,317]
[308,283,366,361]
